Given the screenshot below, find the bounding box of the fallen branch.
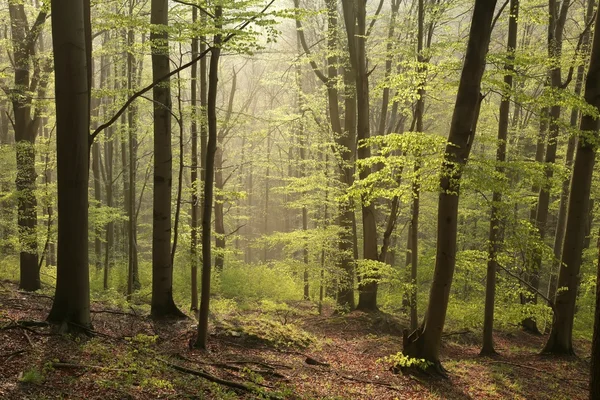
[482,360,589,383]
[160,358,284,399]
[51,362,137,373]
[338,373,402,392]
[442,330,471,338]
[1,349,26,361]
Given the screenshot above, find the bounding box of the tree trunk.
[402,0,497,373]
[47,0,91,331]
[549,0,594,301]
[9,3,47,292]
[190,7,200,312]
[92,142,103,270]
[341,0,378,311]
[542,7,600,356]
[150,0,184,319]
[481,0,519,356]
[127,19,140,298]
[524,0,571,334]
[591,229,600,399]
[195,6,222,349]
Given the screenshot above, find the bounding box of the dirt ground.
[0,280,592,399]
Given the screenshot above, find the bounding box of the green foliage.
[380,353,432,371]
[19,368,44,385]
[218,261,302,301]
[219,314,315,348]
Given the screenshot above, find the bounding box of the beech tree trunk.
[402,0,497,373]
[190,7,200,312]
[549,0,594,301]
[9,3,48,291]
[150,0,184,318]
[341,0,378,311]
[47,0,91,331]
[481,0,519,356]
[195,7,222,349]
[542,6,600,356]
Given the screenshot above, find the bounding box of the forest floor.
[0,280,592,400]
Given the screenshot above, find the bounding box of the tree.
[481,0,519,356]
[402,0,497,374]
[195,4,223,350]
[46,0,91,331]
[7,1,49,291]
[592,233,600,398]
[542,3,600,356]
[341,0,379,311]
[522,0,571,335]
[150,0,184,319]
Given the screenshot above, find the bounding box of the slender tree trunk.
[127,18,139,298]
[9,3,47,291]
[542,7,600,356]
[481,0,519,356]
[195,6,222,349]
[341,0,378,311]
[150,0,184,319]
[47,0,91,331]
[524,0,571,334]
[549,0,594,301]
[403,0,497,373]
[190,7,200,312]
[92,141,103,270]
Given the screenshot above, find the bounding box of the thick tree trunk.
[402,0,497,373]
[150,0,184,319]
[481,0,519,356]
[195,7,222,349]
[542,7,600,356]
[47,0,91,331]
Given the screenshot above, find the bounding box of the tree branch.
[89,0,276,147]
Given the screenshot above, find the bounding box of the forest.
[0,0,599,398]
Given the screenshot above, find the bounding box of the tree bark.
[190,7,200,312]
[523,0,571,334]
[9,3,48,291]
[150,0,184,319]
[195,6,222,349]
[341,0,378,311]
[481,0,519,356]
[402,0,497,373]
[542,6,600,356]
[549,0,594,301]
[47,0,91,331]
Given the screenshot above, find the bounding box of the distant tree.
[46,0,91,331]
[402,0,497,375]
